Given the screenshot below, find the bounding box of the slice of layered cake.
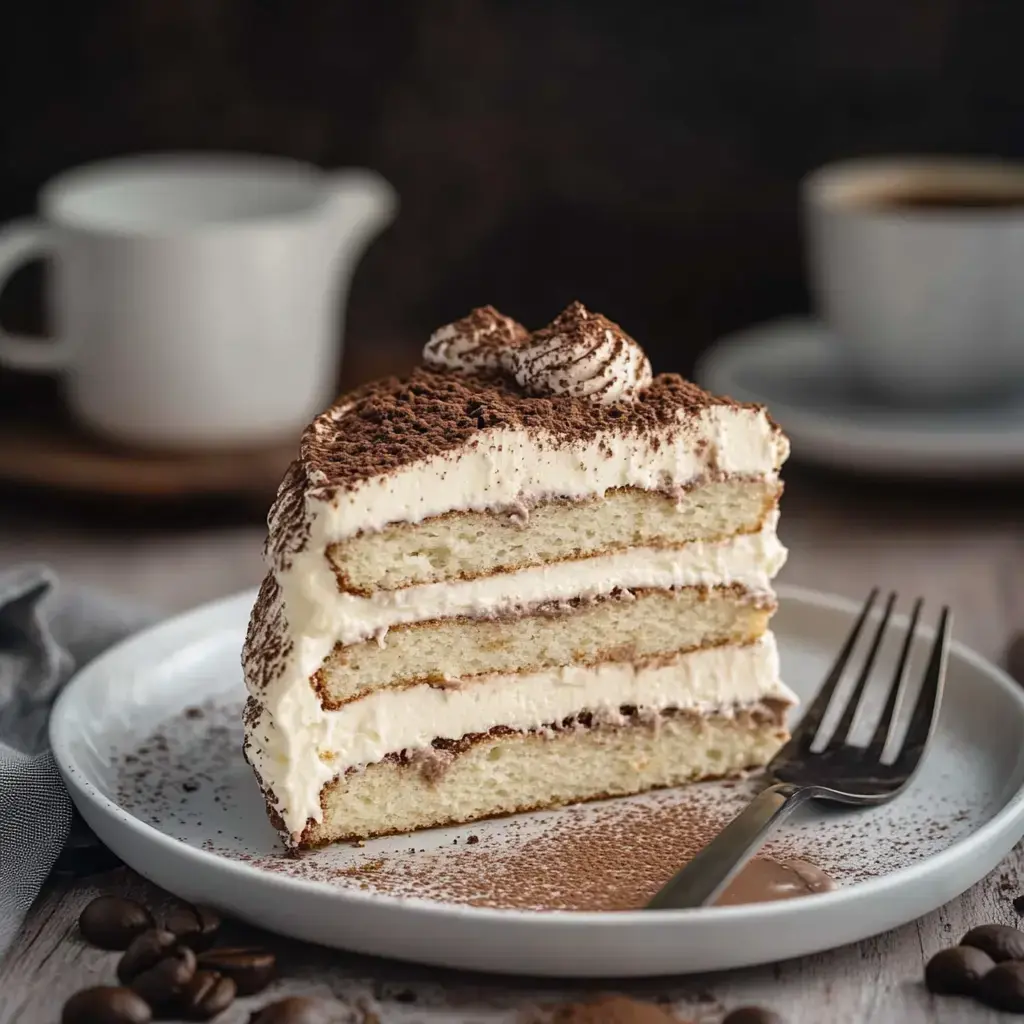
[243,302,794,849]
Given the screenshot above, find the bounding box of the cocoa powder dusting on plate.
[116,697,998,913]
[295,789,756,912]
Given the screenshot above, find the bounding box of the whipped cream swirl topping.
[422,305,529,375]
[424,301,654,405]
[510,302,653,404]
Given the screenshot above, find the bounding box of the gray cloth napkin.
[0,565,154,955]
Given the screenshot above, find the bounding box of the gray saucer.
[696,318,1024,477]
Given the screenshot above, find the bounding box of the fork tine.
[867,597,924,754]
[780,587,879,753]
[894,606,952,770]
[826,591,898,750]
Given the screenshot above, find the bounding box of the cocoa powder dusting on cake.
[243,577,296,696]
[258,357,775,576]
[264,458,313,571]
[292,366,751,502]
[241,575,293,697]
[509,302,651,402]
[422,304,530,374]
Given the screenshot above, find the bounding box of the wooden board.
[0,421,296,499]
[0,337,419,502]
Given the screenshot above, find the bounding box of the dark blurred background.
[3,0,1021,382]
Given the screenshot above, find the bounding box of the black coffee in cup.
[851,186,1024,211]
[802,156,1024,403]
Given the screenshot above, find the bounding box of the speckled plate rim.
[50,584,1024,977]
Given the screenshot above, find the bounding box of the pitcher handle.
[0,219,70,373]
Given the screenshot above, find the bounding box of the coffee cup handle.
[0,219,70,373]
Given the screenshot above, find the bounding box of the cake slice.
[243,302,794,849]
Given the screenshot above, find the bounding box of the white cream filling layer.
[272,514,786,662]
[246,634,793,838]
[285,404,788,550]
[247,518,787,838]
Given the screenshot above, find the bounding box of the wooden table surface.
[3,469,1024,1023]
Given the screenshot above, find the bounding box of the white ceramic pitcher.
[0,154,397,448]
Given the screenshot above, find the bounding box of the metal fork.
[645,589,952,910]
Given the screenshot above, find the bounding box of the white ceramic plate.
[696,318,1024,477]
[51,585,1024,977]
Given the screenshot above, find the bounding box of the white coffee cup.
[0,154,397,448]
[802,157,1024,404]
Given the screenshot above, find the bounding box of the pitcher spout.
[322,169,398,263]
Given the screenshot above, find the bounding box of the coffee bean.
[130,943,196,1008]
[924,945,995,995]
[981,961,1024,1012]
[198,946,276,995]
[722,1008,784,1024]
[248,997,340,1024]
[961,923,1024,962]
[177,970,237,1020]
[166,904,222,951]
[78,896,154,951]
[117,929,179,984]
[62,986,152,1024]
[1014,894,1024,917]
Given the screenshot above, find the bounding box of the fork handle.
[645,782,811,910]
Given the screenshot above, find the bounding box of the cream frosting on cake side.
[244,635,794,835]
[242,301,792,847]
[265,392,786,568]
